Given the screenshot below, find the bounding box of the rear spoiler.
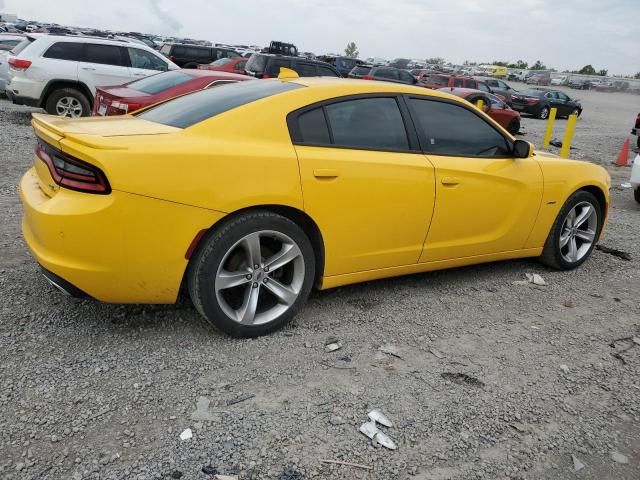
[31,113,127,150]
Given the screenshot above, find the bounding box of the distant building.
[0,13,19,23]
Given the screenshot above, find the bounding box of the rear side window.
[296,62,317,77]
[85,44,125,66]
[128,71,193,94]
[43,42,84,61]
[409,98,510,156]
[297,108,331,144]
[325,98,409,150]
[137,80,303,128]
[318,66,339,77]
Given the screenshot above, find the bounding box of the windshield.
[136,79,303,128]
[128,71,194,95]
[210,57,233,66]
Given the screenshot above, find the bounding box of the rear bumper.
[6,89,40,107]
[19,167,226,303]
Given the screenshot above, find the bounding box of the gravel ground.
[0,87,639,480]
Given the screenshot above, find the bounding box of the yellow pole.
[559,114,578,158]
[476,99,484,110]
[542,107,557,148]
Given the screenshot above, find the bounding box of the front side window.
[477,82,490,92]
[325,98,408,150]
[85,44,125,66]
[410,98,510,157]
[43,42,84,61]
[137,80,302,128]
[128,48,168,71]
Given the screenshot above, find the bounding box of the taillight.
[124,103,143,113]
[35,139,111,194]
[8,58,32,70]
[362,75,374,80]
[526,98,540,104]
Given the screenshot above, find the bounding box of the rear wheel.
[187,211,315,337]
[539,191,601,270]
[537,106,550,120]
[45,88,91,118]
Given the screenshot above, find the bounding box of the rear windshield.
[427,75,449,85]
[245,54,268,73]
[136,80,303,128]
[10,37,33,55]
[350,65,371,76]
[129,71,193,95]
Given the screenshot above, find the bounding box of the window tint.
[85,44,124,66]
[128,48,168,71]
[453,78,463,87]
[556,92,569,101]
[350,65,371,76]
[128,70,193,94]
[297,107,331,144]
[463,79,476,88]
[318,65,339,77]
[325,98,408,150]
[234,60,247,71]
[375,68,399,80]
[266,58,291,77]
[410,98,510,156]
[427,75,448,85]
[43,42,85,61]
[137,80,302,128]
[487,80,498,87]
[160,44,172,55]
[185,46,210,59]
[477,82,490,92]
[399,71,415,83]
[296,62,317,77]
[545,91,558,99]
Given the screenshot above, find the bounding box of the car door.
[555,91,574,115]
[290,96,436,276]
[127,47,169,79]
[78,43,131,94]
[406,96,543,262]
[544,91,564,115]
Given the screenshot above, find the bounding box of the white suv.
[6,34,179,117]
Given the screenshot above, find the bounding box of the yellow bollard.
[542,107,557,148]
[476,99,484,110]
[559,114,578,159]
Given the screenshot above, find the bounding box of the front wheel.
[539,191,602,270]
[187,211,316,337]
[45,88,91,118]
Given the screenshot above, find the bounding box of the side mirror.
[513,139,532,158]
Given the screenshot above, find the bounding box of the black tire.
[187,211,316,337]
[539,190,602,270]
[537,106,550,120]
[45,87,91,117]
[634,187,640,204]
[507,118,520,135]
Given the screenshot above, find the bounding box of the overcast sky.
[2,0,638,75]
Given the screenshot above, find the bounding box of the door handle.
[81,67,96,71]
[313,169,339,179]
[441,176,460,186]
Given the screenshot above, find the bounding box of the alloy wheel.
[540,107,549,119]
[55,97,83,117]
[559,201,597,263]
[214,230,305,325]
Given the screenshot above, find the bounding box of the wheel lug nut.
[264,267,269,272]
[252,282,258,288]
[254,264,259,269]
[246,274,252,280]
[263,278,269,283]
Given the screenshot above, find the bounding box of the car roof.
[289,77,467,100]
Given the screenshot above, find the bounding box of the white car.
[551,75,567,86]
[6,34,178,117]
[631,155,640,203]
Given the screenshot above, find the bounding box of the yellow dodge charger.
[19,74,610,337]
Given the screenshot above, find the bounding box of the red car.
[419,73,478,90]
[197,57,249,74]
[92,70,253,116]
[438,87,521,135]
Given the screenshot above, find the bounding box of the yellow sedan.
[19,74,610,337]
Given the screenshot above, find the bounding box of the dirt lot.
[0,87,639,480]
